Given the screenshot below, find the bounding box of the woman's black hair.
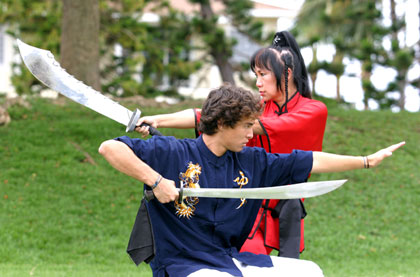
[251,31,312,101]
[271,31,311,99]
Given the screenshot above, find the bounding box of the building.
[0,25,18,97]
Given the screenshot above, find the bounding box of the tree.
[103,0,266,93]
[292,0,347,100]
[99,0,202,97]
[1,0,264,98]
[294,0,401,110]
[61,0,100,90]
[384,0,415,110]
[188,0,265,85]
[0,0,102,94]
[0,0,62,95]
[195,0,235,84]
[347,1,388,110]
[0,0,202,97]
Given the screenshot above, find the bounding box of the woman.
[136,31,327,258]
[238,31,327,257]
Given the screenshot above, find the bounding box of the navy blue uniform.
[116,135,312,276]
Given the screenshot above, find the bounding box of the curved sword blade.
[181,179,347,199]
[16,39,133,127]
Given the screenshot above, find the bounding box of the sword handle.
[143,187,183,203]
[144,190,155,201]
[138,123,163,136]
[127,109,162,136]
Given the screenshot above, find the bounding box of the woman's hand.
[135,116,158,137]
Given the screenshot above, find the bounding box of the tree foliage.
[0,0,202,97]
[187,0,265,85]
[293,0,416,110]
[0,0,265,98]
[0,0,62,95]
[99,0,202,97]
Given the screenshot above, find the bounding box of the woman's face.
[254,65,282,103]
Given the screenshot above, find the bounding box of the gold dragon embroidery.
[174,165,249,217]
[175,162,201,219]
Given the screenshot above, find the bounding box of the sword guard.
[126,109,142,132]
[178,186,184,204]
[127,108,163,136]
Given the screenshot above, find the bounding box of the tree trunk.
[310,46,318,95]
[361,63,371,110]
[332,51,344,102]
[212,52,236,85]
[390,0,406,110]
[398,69,408,110]
[199,1,235,85]
[61,0,100,90]
[310,72,317,95]
[390,0,398,41]
[336,74,341,101]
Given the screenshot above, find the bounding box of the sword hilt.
[144,190,155,201]
[143,187,183,204]
[138,123,163,136]
[126,108,163,136]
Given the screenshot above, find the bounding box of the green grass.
[302,108,420,277]
[1,97,419,276]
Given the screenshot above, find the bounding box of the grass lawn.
[1,96,419,276]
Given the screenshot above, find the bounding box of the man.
[99,85,404,276]
[136,31,327,258]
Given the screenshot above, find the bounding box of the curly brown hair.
[198,85,262,135]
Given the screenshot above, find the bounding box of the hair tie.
[272,32,288,47]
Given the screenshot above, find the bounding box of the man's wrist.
[151,175,162,189]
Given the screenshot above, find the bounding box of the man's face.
[218,117,255,152]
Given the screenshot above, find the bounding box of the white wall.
[0,26,17,97]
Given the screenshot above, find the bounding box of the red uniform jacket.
[243,92,327,253]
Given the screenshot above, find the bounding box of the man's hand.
[153,177,179,203]
[312,141,406,173]
[366,141,405,168]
